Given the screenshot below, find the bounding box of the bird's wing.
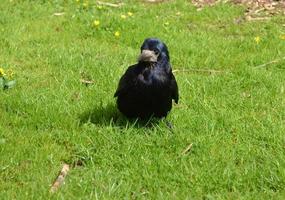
[170,72,179,103]
[114,65,136,97]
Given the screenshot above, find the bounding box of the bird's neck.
[138,59,169,69]
[138,61,156,69]
[158,58,169,69]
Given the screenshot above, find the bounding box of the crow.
[114,38,179,119]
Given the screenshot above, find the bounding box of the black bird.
[114,38,179,119]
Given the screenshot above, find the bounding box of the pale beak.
[138,50,158,63]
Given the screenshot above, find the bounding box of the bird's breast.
[137,68,168,86]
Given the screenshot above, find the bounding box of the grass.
[1,0,285,199]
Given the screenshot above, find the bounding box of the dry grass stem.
[80,79,95,85]
[255,56,285,68]
[173,68,226,74]
[97,1,124,7]
[53,12,65,16]
[181,143,193,155]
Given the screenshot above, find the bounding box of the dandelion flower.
[254,36,260,44]
[93,20,100,27]
[0,68,5,77]
[83,2,88,8]
[121,14,127,19]
[114,31,120,37]
[280,35,285,40]
[127,12,133,16]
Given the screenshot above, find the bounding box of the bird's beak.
[138,50,158,63]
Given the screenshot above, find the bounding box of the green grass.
[1,0,285,199]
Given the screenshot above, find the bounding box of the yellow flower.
[114,31,120,37]
[93,20,100,26]
[254,36,260,44]
[127,12,133,16]
[280,35,285,40]
[120,14,127,19]
[176,12,181,16]
[83,2,88,8]
[0,68,5,77]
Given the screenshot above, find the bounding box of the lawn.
[1,0,285,199]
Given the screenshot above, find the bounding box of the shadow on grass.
[79,104,161,128]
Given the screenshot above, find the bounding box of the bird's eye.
[154,50,159,55]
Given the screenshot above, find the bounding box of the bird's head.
[138,38,170,64]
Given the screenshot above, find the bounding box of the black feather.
[114,38,179,119]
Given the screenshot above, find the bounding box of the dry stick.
[97,1,124,7]
[53,12,65,16]
[80,79,95,85]
[145,0,165,3]
[172,68,225,74]
[255,56,285,68]
[50,164,70,193]
[246,15,270,21]
[181,143,193,155]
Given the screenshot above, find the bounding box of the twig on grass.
[255,56,285,68]
[173,68,226,74]
[53,12,65,16]
[144,0,166,3]
[50,164,70,193]
[245,15,270,21]
[97,1,124,7]
[181,143,193,155]
[80,79,95,85]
